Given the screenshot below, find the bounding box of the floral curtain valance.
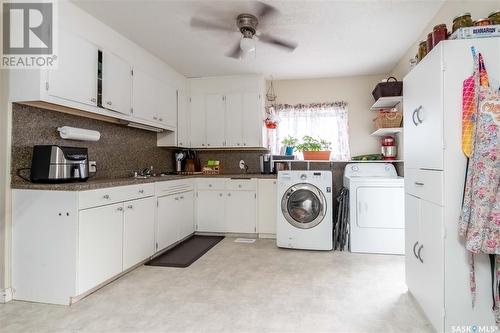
[274,102,348,112]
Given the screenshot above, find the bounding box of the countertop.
[11,173,277,191]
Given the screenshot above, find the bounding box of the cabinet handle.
[219,193,223,197]
[153,116,158,120]
[237,143,240,146]
[202,144,205,147]
[127,205,133,209]
[416,107,424,124]
[90,97,96,103]
[175,197,179,201]
[138,189,144,194]
[106,101,112,106]
[103,194,110,199]
[412,242,419,259]
[412,110,418,126]
[207,143,211,146]
[179,142,183,146]
[417,245,424,263]
[117,207,123,212]
[227,193,231,197]
[159,118,163,121]
[238,184,242,188]
[180,196,184,199]
[208,184,212,188]
[243,143,247,146]
[414,182,424,186]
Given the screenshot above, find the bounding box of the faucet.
[134,166,154,178]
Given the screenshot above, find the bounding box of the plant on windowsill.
[281,136,298,156]
[295,136,332,160]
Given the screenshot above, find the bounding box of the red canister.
[426,32,433,53]
[433,24,447,47]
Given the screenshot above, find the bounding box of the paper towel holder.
[57,126,101,141]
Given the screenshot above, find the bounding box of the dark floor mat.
[146,235,224,268]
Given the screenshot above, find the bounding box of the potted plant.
[281,135,298,156]
[295,136,332,160]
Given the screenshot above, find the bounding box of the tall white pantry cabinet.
[403,38,499,332]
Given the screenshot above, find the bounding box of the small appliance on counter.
[381,135,397,160]
[260,154,296,174]
[30,145,89,183]
[173,150,200,174]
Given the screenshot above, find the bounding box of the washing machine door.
[281,183,327,229]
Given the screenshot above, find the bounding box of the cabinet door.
[225,93,243,147]
[206,94,225,147]
[78,203,123,294]
[225,191,256,233]
[242,93,262,147]
[101,51,132,115]
[419,200,444,332]
[257,180,277,234]
[48,31,98,107]
[404,194,421,297]
[123,197,155,270]
[196,190,225,232]
[403,49,444,170]
[157,195,180,251]
[177,90,190,147]
[156,81,177,128]
[190,94,206,148]
[179,191,195,239]
[132,68,157,122]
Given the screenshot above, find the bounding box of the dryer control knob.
[352,165,359,172]
[300,174,307,180]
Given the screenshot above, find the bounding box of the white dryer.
[277,170,333,251]
[343,163,404,254]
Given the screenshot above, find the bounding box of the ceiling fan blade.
[255,1,279,20]
[226,41,243,59]
[259,33,297,52]
[190,17,234,32]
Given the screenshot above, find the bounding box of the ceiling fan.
[190,1,298,59]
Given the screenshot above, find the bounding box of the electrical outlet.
[239,160,246,170]
[89,161,97,173]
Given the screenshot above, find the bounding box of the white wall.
[391,0,499,78]
[270,74,387,157]
[0,66,8,295]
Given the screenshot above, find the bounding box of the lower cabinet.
[225,190,256,233]
[405,193,444,331]
[257,179,277,236]
[195,179,257,233]
[157,190,195,251]
[196,190,226,232]
[78,203,123,294]
[123,197,155,271]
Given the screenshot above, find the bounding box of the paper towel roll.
[57,126,101,141]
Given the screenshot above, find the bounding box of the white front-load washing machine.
[277,170,333,251]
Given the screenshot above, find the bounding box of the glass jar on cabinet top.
[417,41,427,62]
[433,24,447,47]
[452,13,473,33]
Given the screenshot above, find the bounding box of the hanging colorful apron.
[459,49,500,323]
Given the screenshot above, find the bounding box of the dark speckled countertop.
[11,173,277,191]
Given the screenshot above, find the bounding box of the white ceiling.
[73,0,444,79]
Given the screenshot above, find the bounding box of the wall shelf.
[371,127,403,136]
[370,96,403,111]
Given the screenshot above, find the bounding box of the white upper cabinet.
[156,80,178,128]
[190,94,206,148]
[186,76,266,149]
[206,94,226,147]
[177,90,190,148]
[225,93,244,147]
[242,92,262,147]
[101,51,132,115]
[48,31,98,107]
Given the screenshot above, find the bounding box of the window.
[270,102,350,161]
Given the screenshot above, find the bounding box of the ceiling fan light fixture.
[240,36,256,53]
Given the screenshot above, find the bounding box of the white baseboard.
[0,288,13,303]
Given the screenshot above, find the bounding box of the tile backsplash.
[11,103,175,181]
